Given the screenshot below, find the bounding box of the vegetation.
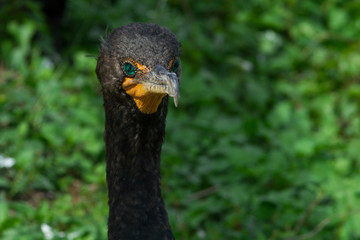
[1,0,360,239]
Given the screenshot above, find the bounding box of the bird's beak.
[122,64,180,113]
[123,64,179,107]
[142,65,179,107]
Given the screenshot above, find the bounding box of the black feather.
[96,23,181,240]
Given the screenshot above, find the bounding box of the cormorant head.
[96,23,181,114]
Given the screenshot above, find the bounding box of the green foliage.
[1,0,360,239]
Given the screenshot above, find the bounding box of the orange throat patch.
[122,78,166,114]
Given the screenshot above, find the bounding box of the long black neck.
[103,96,174,240]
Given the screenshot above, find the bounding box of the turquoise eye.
[123,62,136,77]
[171,59,179,72]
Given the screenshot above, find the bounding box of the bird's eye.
[123,62,136,77]
[171,59,179,72]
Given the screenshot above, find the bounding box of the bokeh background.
[1,0,360,239]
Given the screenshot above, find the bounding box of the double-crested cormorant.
[96,23,181,240]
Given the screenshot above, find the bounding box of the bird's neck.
[103,99,174,240]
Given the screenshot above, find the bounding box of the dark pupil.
[124,62,135,76]
[172,60,179,72]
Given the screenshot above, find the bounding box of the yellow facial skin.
[122,61,167,114]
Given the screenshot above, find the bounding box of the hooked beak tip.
[166,72,180,107]
[174,95,179,107]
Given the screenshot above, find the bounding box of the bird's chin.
[122,69,179,114]
[122,79,167,114]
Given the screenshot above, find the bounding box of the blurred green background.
[1,0,360,239]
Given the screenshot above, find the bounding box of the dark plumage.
[96,23,181,240]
